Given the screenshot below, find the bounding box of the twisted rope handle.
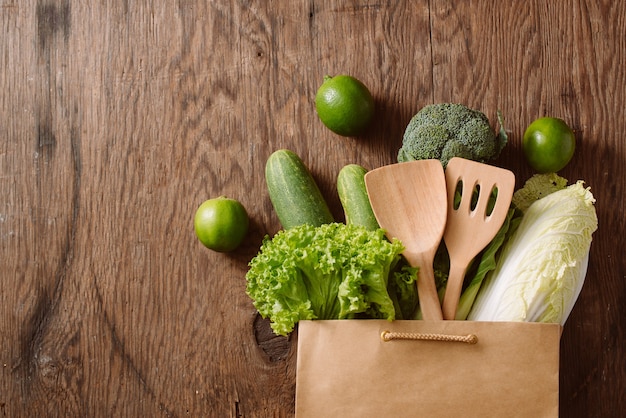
[380,330,478,345]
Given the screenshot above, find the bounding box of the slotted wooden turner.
[364,160,447,321]
[441,157,515,320]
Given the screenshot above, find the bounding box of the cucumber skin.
[337,164,380,231]
[265,149,334,229]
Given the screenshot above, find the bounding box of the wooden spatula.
[441,157,515,320]
[364,160,447,321]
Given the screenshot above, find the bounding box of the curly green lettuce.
[245,223,414,335]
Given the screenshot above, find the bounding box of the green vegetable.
[245,223,412,335]
[397,103,507,167]
[511,172,568,213]
[337,164,380,230]
[455,173,569,319]
[467,181,598,324]
[454,208,518,319]
[387,264,420,320]
[265,149,334,229]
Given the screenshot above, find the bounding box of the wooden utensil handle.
[415,262,444,321]
[442,260,469,320]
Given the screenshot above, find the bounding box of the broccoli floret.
[398,125,450,161]
[398,103,507,167]
[441,140,474,164]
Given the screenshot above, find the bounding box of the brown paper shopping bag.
[295,320,561,418]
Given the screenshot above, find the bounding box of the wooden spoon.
[364,160,447,321]
[441,157,515,320]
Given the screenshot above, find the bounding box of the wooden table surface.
[1,1,624,417]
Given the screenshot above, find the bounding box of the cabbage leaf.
[467,181,598,324]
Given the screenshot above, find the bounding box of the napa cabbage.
[467,181,598,324]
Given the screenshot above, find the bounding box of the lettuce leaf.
[387,264,419,320]
[245,223,410,335]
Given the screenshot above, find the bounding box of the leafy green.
[511,172,568,213]
[496,110,509,152]
[454,207,520,319]
[454,172,569,319]
[387,264,419,320]
[467,181,598,324]
[245,223,414,335]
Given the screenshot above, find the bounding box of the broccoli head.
[397,103,507,167]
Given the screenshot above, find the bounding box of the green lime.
[315,74,375,136]
[194,196,249,252]
[522,117,576,173]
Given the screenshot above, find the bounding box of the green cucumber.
[337,164,380,231]
[265,149,334,229]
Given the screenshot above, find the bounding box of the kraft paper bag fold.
[295,320,561,418]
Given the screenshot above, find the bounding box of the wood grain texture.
[429,3,626,416]
[1,1,624,417]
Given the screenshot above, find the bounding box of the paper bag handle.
[381,330,478,345]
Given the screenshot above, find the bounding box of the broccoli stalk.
[398,103,508,167]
